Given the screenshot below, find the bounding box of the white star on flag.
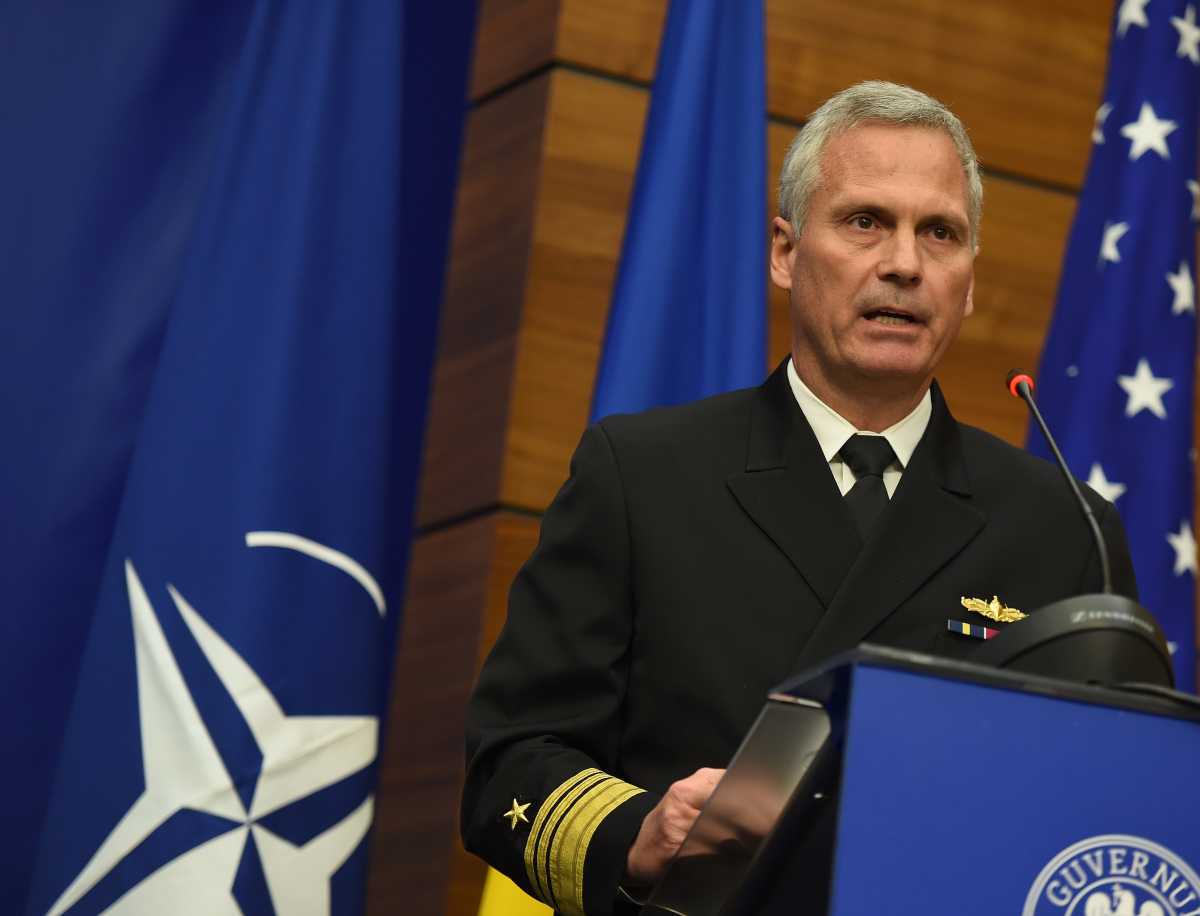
[1167,521,1198,576]
[1117,0,1152,36]
[1172,5,1200,64]
[1117,358,1174,419]
[1087,463,1127,503]
[1092,102,1113,144]
[1100,221,1130,263]
[1167,262,1196,315]
[1120,103,1178,160]
[47,560,379,916]
[1189,179,1200,221]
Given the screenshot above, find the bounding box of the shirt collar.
[786,359,931,468]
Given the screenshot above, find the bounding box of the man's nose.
[877,230,922,286]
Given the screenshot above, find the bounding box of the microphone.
[1005,368,1111,593]
[968,369,1176,689]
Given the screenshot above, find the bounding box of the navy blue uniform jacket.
[462,363,1137,915]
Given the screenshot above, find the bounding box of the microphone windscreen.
[1005,368,1035,398]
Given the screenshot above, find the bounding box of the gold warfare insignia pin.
[503,798,531,831]
[961,595,1027,624]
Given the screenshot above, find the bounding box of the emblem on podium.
[1024,835,1200,916]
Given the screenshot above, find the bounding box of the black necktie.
[839,434,896,539]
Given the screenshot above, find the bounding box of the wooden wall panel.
[470,0,560,100]
[368,517,496,915]
[556,0,1111,189]
[443,513,542,914]
[502,71,649,510]
[368,511,541,916]
[942,179,1077,442]
[417,75,551,528]
[440,513,542,915]
[555,0,666,83]
[763,0,1110,190]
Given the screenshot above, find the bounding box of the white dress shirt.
[786,359,931,498]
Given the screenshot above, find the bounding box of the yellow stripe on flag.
[477,866,552,916]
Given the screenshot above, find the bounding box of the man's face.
[770,124,976,403]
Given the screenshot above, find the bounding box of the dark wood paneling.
[366,509,541,916]
[368,517,496,915]
[941,179,1077,443]
[763,0,1109,191]
[417,75,551,528]
[501,70,649,510]
[555,0,1111,190]
[555,0,666,83]
[444,833,489,916]
[470,0,561,100]
[444,513,542,916]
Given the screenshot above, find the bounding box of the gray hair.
[778,81,983,245]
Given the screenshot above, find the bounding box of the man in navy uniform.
[461,81,1136,915]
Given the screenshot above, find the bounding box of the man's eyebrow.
[829,199,893,217]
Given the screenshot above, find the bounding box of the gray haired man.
[462,81,1135,916]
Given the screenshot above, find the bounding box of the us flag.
[1031,0,1200,688]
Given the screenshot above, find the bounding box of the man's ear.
[769,217,796,291]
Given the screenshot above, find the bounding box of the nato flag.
[2,2,474,913]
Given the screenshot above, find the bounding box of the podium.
[642,646,1200,916]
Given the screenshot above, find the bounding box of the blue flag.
[2,2,472,913]
[1031,0,1199,688]
[590,0,766,420]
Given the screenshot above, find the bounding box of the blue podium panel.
[829,665,1200,916]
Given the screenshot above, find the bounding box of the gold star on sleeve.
[503,798,531,830]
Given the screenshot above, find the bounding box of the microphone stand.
[968,371,1176,692]
[1010,373,1112,594]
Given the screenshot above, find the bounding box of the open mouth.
[863,308,920,327]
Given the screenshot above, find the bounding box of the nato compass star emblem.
[46,532,384,915]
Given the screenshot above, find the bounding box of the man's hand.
[623,767,725,887]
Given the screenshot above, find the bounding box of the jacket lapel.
[791,383,986,671]
[726,363,862,609]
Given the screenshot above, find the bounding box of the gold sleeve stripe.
[530,770,608,906]
[521,767,646,916]
[555,781,644,916]
[523,768,606,903]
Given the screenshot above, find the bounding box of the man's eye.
[852,215,875,230]
[930,225,954,241]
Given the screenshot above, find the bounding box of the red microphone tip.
[1005,369,1035,399]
